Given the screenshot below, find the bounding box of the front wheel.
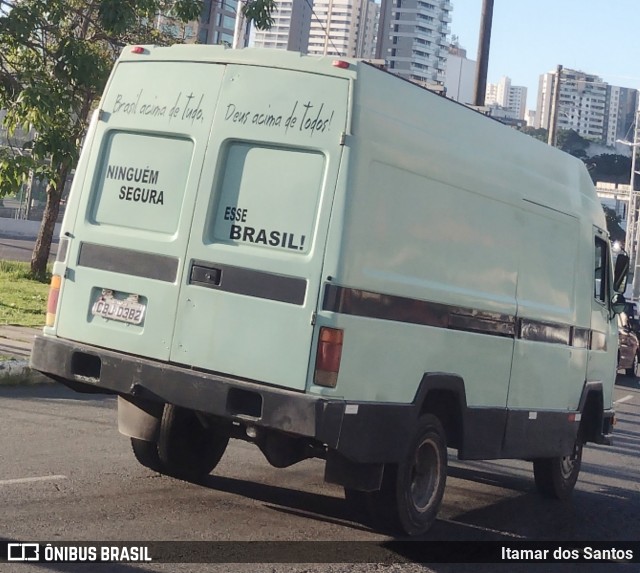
[366,414,447,536]
[533,437,583,500]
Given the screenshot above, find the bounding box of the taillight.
[314,327,344,388]
[45,274,62,327]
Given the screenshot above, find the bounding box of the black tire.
[366,414,447,536]
[157,404,230,481]
[533,437,583,500]
[131,437,163,472]
[625,353,639,377]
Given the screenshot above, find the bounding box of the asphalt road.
[0,236,57,263]
[0,378,638,573]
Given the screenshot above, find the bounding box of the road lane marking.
[614,395,634,405]
[0,475,67,486]
[439,518,527,539]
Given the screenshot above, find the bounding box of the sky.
[450,0,640,113]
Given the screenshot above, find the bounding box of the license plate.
[91,290,146,325]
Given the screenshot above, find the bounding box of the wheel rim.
[409,437,441,512]
[559,441,581,479]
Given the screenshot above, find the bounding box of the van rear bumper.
[30,335,411,464]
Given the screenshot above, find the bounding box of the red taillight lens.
[314,327,344,388]
[45,274,62,327]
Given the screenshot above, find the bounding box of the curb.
[0,359,51,386]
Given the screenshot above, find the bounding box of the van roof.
[119,45,359,78]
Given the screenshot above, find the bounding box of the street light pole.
[618,103,640,299]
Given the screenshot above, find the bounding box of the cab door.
[587,230,618,407]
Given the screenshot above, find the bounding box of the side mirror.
[613,252,630,294]
[612,293,626,315]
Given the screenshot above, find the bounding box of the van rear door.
[169,64,349,391]
[53,59,225,360]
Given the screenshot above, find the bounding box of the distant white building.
[485,76,527,120]
[525,109,536,127]
[444,44,476,104]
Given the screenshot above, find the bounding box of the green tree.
[520,126,548,143]
[0,0,274,279]
[556,129,590,159]
[587,154,632,185]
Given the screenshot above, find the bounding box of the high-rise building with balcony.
[375,0,452,85]
[535,68,608,142]
[253,0,312,52]
[306,0,379,58]
[536,68,639,147]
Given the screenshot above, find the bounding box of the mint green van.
[31,45,629,536]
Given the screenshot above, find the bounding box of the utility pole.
[473,0,494,107]
[547,65,562,146]
[628,104,640,299]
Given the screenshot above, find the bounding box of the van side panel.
[507,204,583,411]
[319,159,518,406]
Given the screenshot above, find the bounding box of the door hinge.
[311,312,317,326]
[339,132,346,146]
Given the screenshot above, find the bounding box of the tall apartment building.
[536,68,639,147]
[355,0,381,59]
[307,0,358,56]
[156,0,237,45]
[535,68,608,142]
[376,0,452,85]
[607,86,639,146]
[485,76,527,120]
[253,0,312,52]
[254,0,377,58]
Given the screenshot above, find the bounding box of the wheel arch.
[578,381,605,444]
[413,373,467,450]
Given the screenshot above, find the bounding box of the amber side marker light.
[314,327,344,388]
[45,274,62,327]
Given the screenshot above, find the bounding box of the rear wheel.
[533,436,583,500]
[131,437,163,472]
[366,414,447,536]
[157,404,230,481]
